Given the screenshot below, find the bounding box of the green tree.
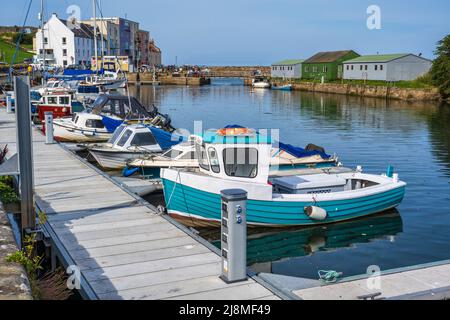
[430,34,450,98]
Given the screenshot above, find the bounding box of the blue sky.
[3,0,449,65]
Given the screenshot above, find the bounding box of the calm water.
[131,78,450,279]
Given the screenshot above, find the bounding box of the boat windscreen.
[109,125,126,144]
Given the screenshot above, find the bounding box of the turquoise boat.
[161,129,406,227]
[272,84,293,91]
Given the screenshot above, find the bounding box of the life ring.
[217,127,251,136]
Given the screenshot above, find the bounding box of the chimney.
[52,13,58,18]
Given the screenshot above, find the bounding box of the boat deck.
[0,107,280,300]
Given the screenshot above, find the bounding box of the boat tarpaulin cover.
[147,126,185,150]
[102,116,124,133]
[63,69,100,76]
[278,142,330,159]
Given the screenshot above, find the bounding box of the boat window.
[130,132,157,146]
[108,125,126,144]
[59,96,70,105]
[117,129,133,147]
[92,95,108,109]
[208,147,220,173]
[196,143,210,171]
[180,151,196,160]
[163,149,183,159]
[223,148,258,178]
[85,119,105,129]
[47,97,57,105]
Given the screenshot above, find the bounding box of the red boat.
[37,91,85,123]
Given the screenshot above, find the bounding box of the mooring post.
[6,95,13,113]
[14,76,36,238]
[220,189,248,284]
[44,112,54,144]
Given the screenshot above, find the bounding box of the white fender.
[305,206,327,221]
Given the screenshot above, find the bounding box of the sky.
[2,0,449,65]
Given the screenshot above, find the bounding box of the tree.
[430,34,450,98]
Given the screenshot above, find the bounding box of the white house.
[271,59,303,79]
[35,13,106,68]
[343,54,432,82]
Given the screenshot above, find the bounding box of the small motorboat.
[252,77,271,89]
[272,84,293,91]
[160,128,406,227]
[84,123,184,170]
[53,94,174,142]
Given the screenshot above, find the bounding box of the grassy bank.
[271,74,435,90]
[0,39,33,64]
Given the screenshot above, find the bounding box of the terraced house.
[302,50,360,81]
[342,54,432,81]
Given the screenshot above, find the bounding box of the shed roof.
[343,53,430,63]
[304,50,357,63]
[272,59,304,66]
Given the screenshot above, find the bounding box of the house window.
[375,65,378,71]
[351,65,354,70]
[305,67,309,72]
[63,49,67,57]
[346,65,349,70]
[365,65,368,70]
[44,37,48,44]
[360,65,363,71]
[312,66,318,72]
[62,37,67,45]
[323,66,328,72]
[63,60,68,66]
[380,65,384,71]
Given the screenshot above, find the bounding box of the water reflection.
[204,211,403,269]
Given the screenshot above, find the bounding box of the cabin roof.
[200,130,272,145]
[343,53,431,63]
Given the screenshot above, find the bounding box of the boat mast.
[40,0,46,84]
[98,0,105,71]
[93,0,98,73]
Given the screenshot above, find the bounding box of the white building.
[343,54,432,82]
[271,59,303,79]
[35,13,106,68]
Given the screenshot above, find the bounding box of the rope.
[318,270,343,284]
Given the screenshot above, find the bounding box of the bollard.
[220,189,248,284]
[6,95,13,113]
[44,112,55,144]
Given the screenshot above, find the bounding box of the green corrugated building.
[302,50,360,81]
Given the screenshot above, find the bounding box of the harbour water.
[131,78,450,280]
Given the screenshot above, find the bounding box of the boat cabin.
[107,124,164,152]
[160,139,197,161]
[91,94,157,120]
[38,92,83,122]
[195,128,272,184]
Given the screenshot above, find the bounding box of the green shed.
[302,50,360,81]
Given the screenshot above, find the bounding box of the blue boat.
[160,128,406,227]
[272,84,293,91]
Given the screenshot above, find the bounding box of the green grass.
[0,39,33,64]
[271,74,435,89]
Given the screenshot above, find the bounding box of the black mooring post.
[14,76,35,238]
